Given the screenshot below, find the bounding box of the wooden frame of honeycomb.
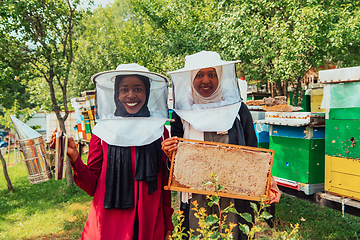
[164,138,275,201]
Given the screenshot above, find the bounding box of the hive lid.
[319,66,360,84]
[254,112,325,127]
[10,115,41,140]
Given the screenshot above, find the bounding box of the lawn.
[1,150,360,239]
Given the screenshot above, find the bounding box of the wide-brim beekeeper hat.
[168,51,241,74]
[91,63,169,86]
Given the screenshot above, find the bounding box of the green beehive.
[257,112,325,195]
[270,136,325,184]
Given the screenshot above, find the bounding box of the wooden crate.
[165,138,274,201]
[325,155,360,200]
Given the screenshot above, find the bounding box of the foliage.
[171,173,301,240]
[219,0,360,98]
[0,0,89,131]
[127,0,360,105]
[171,173,239,239]
[0,101,39,130]
[69,0,177,98]
[0,33,35,113]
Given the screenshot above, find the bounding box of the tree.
[128,0,360,106]
[219,0,360,104]
[0,33,36,113]
[0,0,88,186]
[69,0,180,94]
[129,0,225,62]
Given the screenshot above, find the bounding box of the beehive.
[256,112,326,195]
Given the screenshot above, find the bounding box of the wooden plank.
[308,149,325,184]
[332,172,360,192]
[327,155,360,176]
[166,138,274,201]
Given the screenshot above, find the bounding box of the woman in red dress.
[57,64,174,240]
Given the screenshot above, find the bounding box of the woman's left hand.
[268,176,281,204]
[165,230,172,240]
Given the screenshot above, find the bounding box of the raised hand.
[67,137,79,164]
[49,128,57,149]
[161,136,179,159]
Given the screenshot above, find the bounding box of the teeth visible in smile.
[202,87,210,90]
[127,102,138,107]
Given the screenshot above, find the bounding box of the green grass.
[276,195,360,240]
[0,152,92,240]
[1,151,360,239]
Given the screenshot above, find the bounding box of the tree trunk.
[297,89,304,107]
[274,81,284,96]
[48,78,73,187]
[0,150,13,192]
[292,77,304,107]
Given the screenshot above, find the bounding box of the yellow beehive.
[325,155,360,200]
[310,88,325,112]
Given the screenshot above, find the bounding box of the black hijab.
[104,74,162,209]
[114,74,151,117]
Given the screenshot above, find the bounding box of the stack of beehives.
[320,66,360,200]
[70,90,96,142]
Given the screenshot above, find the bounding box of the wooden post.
[7,133,11,164]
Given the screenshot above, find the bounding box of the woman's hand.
[161,136,179,159]
[164,230,172,240]
[48,129,79,164]
[49,128,57,149]
[268,176,281,204]
[67,137,79,164]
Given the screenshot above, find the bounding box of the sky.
[83,0,115,8]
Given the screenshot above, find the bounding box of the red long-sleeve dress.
[71,133,174,240]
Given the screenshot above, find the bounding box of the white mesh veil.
[168,51,242,132]
[91,64,169,146]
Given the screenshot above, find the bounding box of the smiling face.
[118,76,147,114]
[193,67,219,97]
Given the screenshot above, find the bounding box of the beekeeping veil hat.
[168,51,242,132]
[91,63,169,146]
